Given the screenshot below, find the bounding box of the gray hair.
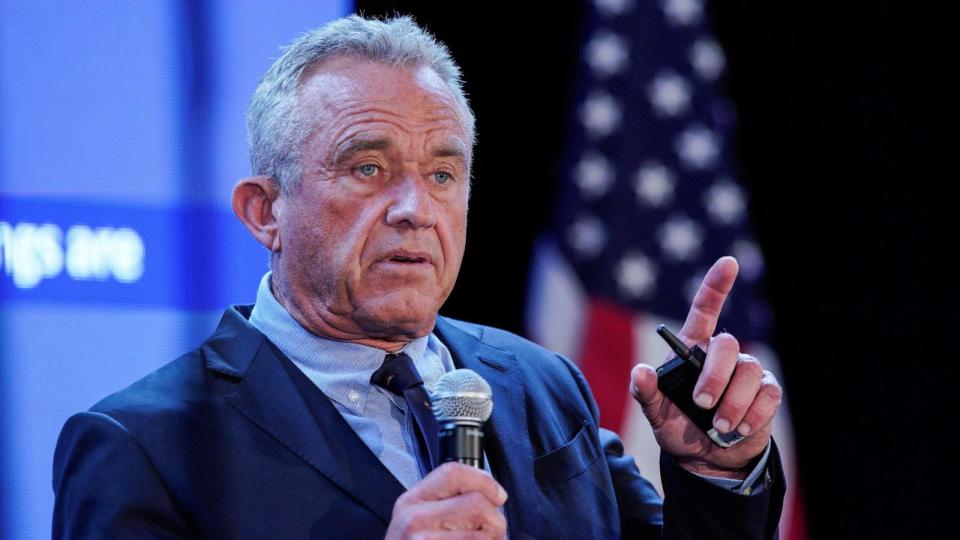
[246,14,475,192]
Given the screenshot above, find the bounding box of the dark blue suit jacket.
[53,306,784,539]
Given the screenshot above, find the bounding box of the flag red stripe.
[785,477,808,540]
[578,297,635,431]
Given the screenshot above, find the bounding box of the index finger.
[410,462,508,507]
[678,256,739,344]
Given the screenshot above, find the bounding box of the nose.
[386,169,436,229]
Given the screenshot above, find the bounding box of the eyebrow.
[332,138,391,167]
[432,144,468,163]
[331,137,469,167]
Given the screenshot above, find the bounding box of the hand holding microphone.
[385,369,506,540]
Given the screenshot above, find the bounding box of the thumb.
[630,363,665,417]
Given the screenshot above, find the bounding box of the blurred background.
[0,1,946,538]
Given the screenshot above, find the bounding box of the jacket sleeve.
[658,439,786,540]
[52,411,194,540]
[559,353,786,539]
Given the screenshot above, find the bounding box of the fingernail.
[498,485,508,503]
[739,422,752,436]
[694,393,714,408]
[714,418,730,432]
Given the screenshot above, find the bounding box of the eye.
[356,163,380,177]
[433,171,452,184]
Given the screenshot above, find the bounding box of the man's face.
[272,56,471,341]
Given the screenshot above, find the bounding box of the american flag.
[524,0,805,537]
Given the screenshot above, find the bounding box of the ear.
[232,176,283,252]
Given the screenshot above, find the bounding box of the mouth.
[384,251,432,265]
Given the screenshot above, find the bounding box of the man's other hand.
[386,462,508,539]
[630,256,783,478]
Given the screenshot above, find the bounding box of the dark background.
[357,2,947,538]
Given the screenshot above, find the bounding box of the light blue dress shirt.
[248,272,769,497]
[249,272,455,489]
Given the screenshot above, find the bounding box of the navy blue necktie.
[371,352,439,476]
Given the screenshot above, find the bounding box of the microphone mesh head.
[431,369,493,423]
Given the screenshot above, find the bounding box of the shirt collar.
[248,272,433,415]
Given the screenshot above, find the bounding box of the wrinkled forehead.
[297,56,473,147]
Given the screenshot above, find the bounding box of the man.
[53,15,785,539]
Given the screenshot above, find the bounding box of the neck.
[269,275,422,353]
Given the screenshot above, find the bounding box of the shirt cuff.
[690,442,772,496]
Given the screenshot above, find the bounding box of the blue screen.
[0,1,350,537]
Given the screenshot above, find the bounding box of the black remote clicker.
[655,325,745,448]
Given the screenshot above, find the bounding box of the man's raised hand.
[629,256,783,478]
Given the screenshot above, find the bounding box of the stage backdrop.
[0,2,349,538]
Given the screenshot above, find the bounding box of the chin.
[354,293,441,338]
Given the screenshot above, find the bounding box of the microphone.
[431,369,493,468]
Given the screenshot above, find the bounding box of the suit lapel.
[204,308,542,534]
[434,317,541,539]
[205,307,405,525]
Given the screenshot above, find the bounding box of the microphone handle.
[437,421,484,468]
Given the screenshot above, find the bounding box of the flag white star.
[585,32,629,77]
[658,215,703,261]
[704,179,746,225]
[690,38,725,81]
[574,151,615,198]
[648,71,692,117]
[580,91,623,138]
[615,252,658,298]
[633,161,676,207]
[567,215,607,258]
[595,0,634,17]
[661,0,703,26]
[675,125,720,170]
[732,240,765,282]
